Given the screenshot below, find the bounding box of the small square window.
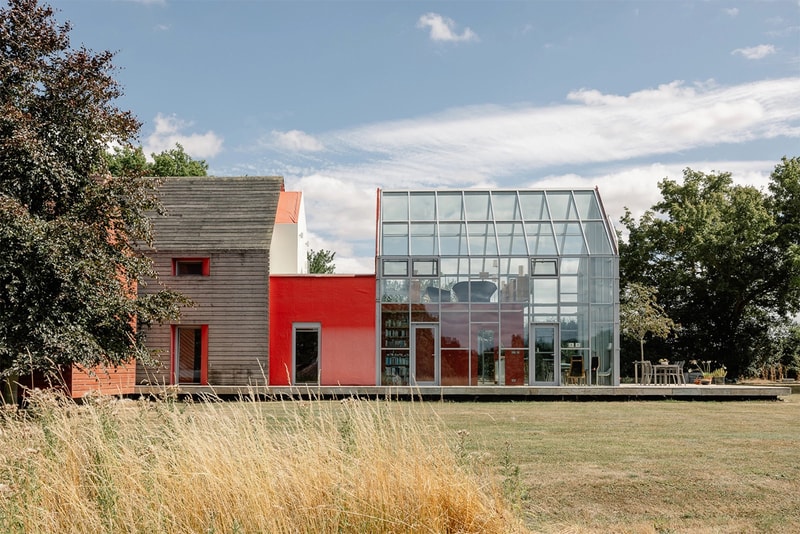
[531,259,558,277]
[173,258,210,276]
[412,259,438,277]
[382,260,408,277]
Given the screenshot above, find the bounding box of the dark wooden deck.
[134,383,792,401]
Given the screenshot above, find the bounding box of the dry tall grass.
[0,391,526,534]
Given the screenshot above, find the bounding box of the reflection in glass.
[410,223,437,255]
[583,222,612,254]
[382,193,408,221]
[464,192,492,220]
[525,222,557,255]
[440,222,468,255]
[382,223,408,255]
[546,191,578,220]
[554,222,586,254]
[497,223,527,255]
[573,191,602,219]
[410,192,436,220]
[492,192,521,220]
[518,191,548,220]
[437,192,463,220]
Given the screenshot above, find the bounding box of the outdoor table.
[653,364,683,384]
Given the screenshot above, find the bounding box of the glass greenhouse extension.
[376,189,619,387]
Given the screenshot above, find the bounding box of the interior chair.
[596,366,612,385]
[566,356,586,385]
[590,355,599,384]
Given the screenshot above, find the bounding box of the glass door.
[531,324,558,385]
[293,323,320,385]
[411,324,439,385]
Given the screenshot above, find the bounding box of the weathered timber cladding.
[137,176,282,386]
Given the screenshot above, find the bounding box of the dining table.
[652,363,684,384]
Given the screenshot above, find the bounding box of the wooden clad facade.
[138,176,283,387]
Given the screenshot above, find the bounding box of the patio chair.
[640,360,654,385]
[566,356,586,385]
[596,366,612,385]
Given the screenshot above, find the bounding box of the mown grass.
[0,391,525,533]
[429,396,800,533]
[2,391,798,533]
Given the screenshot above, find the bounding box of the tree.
[307,249,336,274]
[150,143,208,177]
[620,161,800,378]
[0,0,186,402]
[104,143,208,177]
[620,283,677,362]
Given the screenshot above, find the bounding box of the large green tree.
[0,0,185,401]
[105,143,208,177]
[620,159,800,377]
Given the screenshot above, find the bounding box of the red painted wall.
[269,275,376,386]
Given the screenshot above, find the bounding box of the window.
[383,260,408,277]
[413,259,438,277]
[173,258,210,276]
[532,259,558,277]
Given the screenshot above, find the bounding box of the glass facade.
[377,189,619,386]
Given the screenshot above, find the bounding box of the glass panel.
[412,259,438,277]
[519,191,548,221]
[592,278,614,304]
[441,349,470,386]
[533,326,556,383]
[382,222,408,255]
[546,191,579,220]
[591,304,614,322]
[583,222,612,254]
[525,222,557,255]
[560,258,581,275]
[591,257,615,278]
[439,222,468,255]
[492,192,521,220]
[467,223,497,255]
[533,278,558,303]
[437,192,463,221]
[573,191,602,219]
[381,279,409,302]
[532,259,558,276]
[294,328,319,384]
[410,223,437,255]
[382,260,408,277]
[560,276,578,302]
[411,303,439,322]
[476,327,498,384]
[410,192,436,220]
[464,192,492,220]
[413,326,437,384]
[382,192,408,221]
[496,223,527,255]
[554,222,587,254]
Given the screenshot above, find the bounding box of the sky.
[57,0,800,273]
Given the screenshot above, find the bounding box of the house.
[134,180,619,390]
[137,176,283,387]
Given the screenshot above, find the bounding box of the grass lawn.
[426,395,800,533]
[2,391,797,533]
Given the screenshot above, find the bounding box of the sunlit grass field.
[1,390,798,533]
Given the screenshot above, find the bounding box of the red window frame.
[172,257,210,276]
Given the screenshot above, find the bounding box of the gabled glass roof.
[379,189,616,257]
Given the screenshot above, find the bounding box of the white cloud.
[273,77,799,273]
[153,24,170,31]
[144,113,223,159]
[271,130,325,152]
[724,8,739,17]
[732,44,777,59]
[417,13,478,43]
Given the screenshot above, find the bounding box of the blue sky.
[59,0,800,272]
